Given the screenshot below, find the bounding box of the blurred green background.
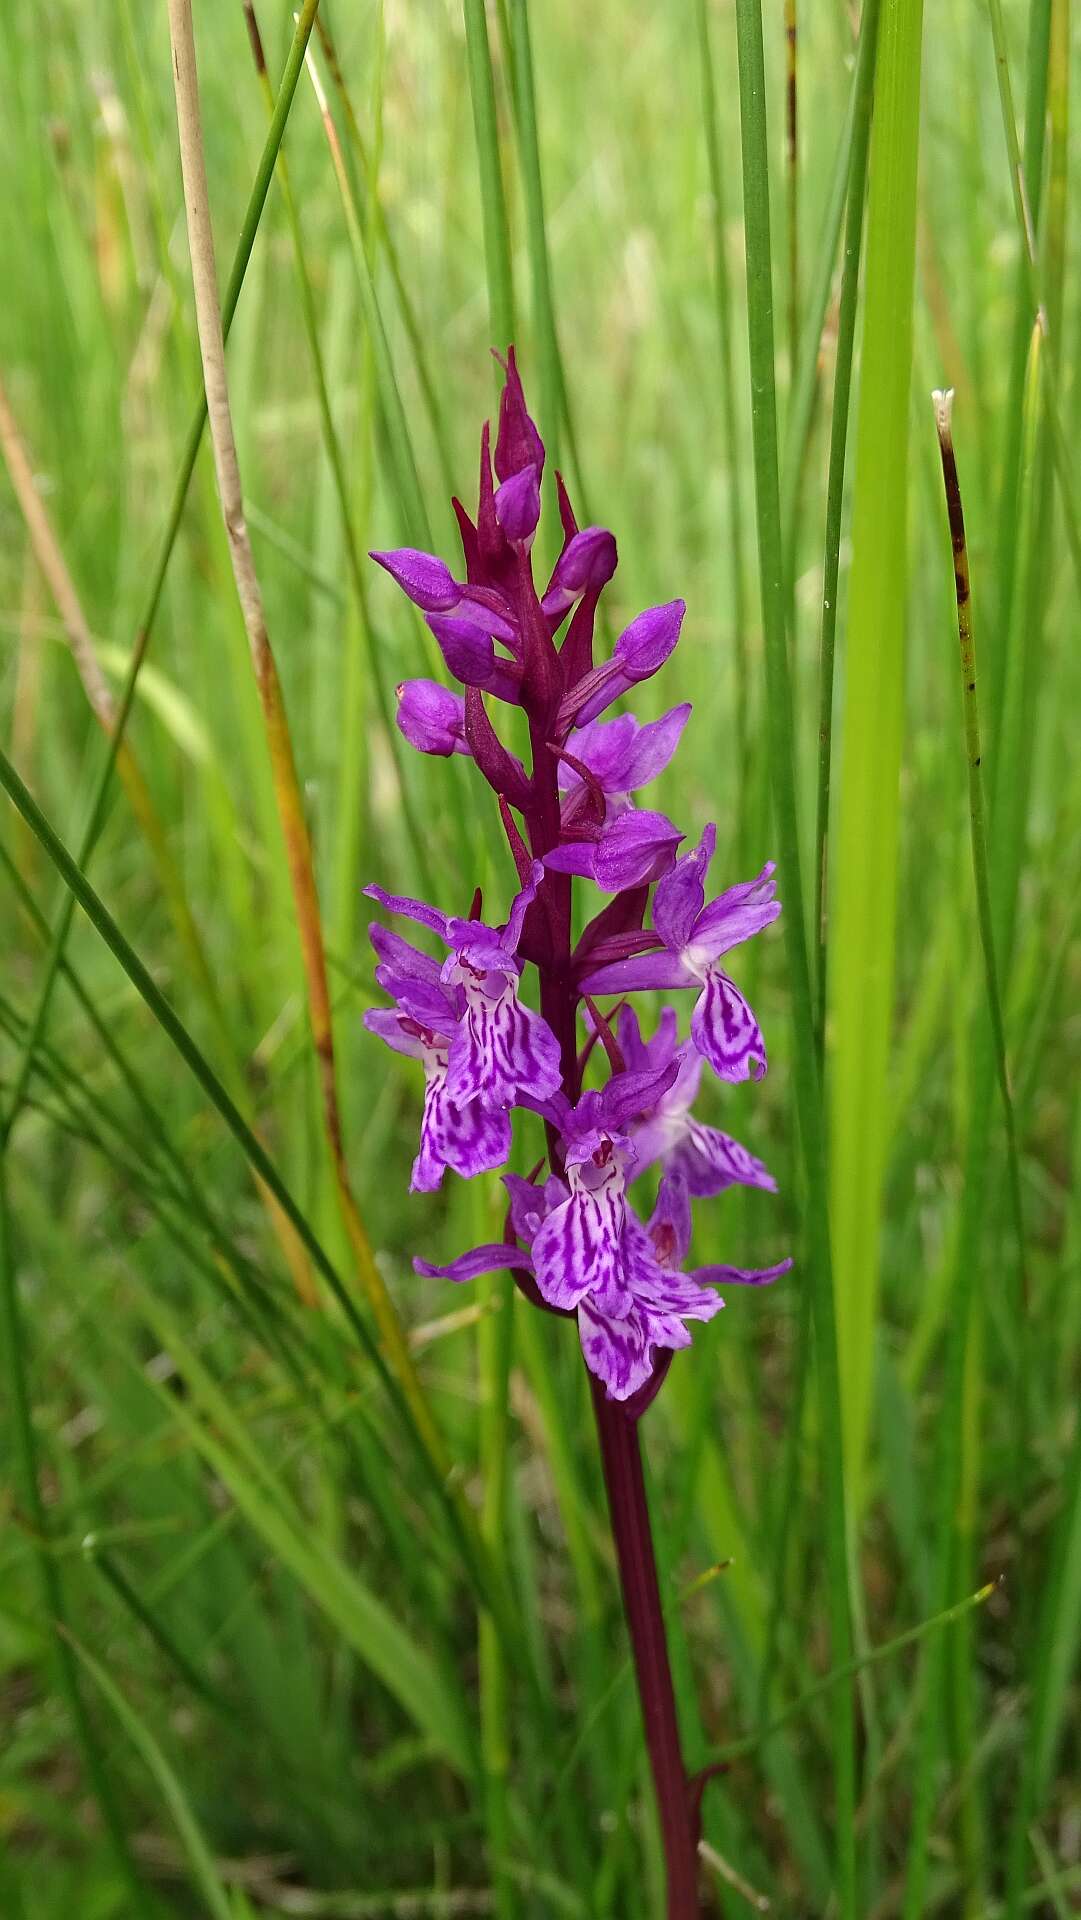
[1,0,1078,1914]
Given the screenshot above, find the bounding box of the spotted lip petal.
[691,969,768,1082]
[411,1067,512,1191]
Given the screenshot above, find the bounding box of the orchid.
[363,349,791,1909]
[364,862,561,1117]
[365,352,787,1401]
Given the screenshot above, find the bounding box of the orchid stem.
[591,1383,701,1918]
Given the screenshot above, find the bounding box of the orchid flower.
[581,827,780,1082]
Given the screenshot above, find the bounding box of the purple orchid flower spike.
[364,349,790,1914]
[581,828,781,1083]
[365,863,562,1114]
[616,1006,779,1196]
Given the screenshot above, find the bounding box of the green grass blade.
[812,0,882,1048]
[0,1158,144,1904]
[463,0,516,352]
[826,0,924,1507]
[63,1628,235,1920]
[732,1,857,1907]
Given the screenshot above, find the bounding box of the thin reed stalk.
[826,0,924,1510]
[242,0,435,898]
[166,0,452,1493]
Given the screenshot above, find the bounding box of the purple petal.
[652,824,717,953]
[369,923,443,986]
[614,600,686,677]
[427,615,524,702]
[619,703,692,791]
[580,949,698,997]
[456,587,520,645]
[590,811,683,893]
[614,1005,681,1085]
[692,1257,793,1288]
[371,548,461,614]
[669,1122,777,1198]
[494,346,545,483]
[558,713,637,793]
[395,680,470,758]
[502,860,547,954]
[686,862,781,965]
[494,466,541,548]
[592,1061,680,1134]
[543,841,600,879]
[615,1003,650,1074]
[411,1077,512,1191]
[363,1007,427,1060]
[414,1241,535,1283]
[645,1174,693,1268]
[691,968,768,1082]
[364,883,453,943]
[542,526,619,620]
[503,1172,567,1242]
[376,972,459,1032]
[578,1299,654,1402]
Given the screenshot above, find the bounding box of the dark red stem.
[591,1381,702,1918]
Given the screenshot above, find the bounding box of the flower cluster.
[365,350,789,1406]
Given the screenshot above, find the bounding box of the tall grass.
[1,1,1078,1914]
